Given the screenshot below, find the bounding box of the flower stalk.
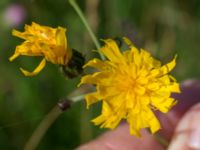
[23,105,63,150]
[69,0,105,60]
[23,95,85,150]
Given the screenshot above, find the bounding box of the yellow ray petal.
[79,72,110,86]
[9,53,20,61]
[101,39,124,62]
[12,29,25,39]
[56,27,67,48]
[83,58,107,70]
[150,96,177,113]
[123,37,140,62]
[169,82,181,93]
[10,42,43,59]
[92,114,106,127]
[123,37,134,47]
[92,101,113,127]
[55,27,72,64]
[160,55,177,74]
[20,59,46,76]
[144,109,160,133]
[85,92,101,109]
[123,50,134,63]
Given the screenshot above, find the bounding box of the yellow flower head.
[9,22,72,76]
[79,37,180,136]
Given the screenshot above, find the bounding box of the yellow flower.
[9,22,72,76]
[79,37,180,136]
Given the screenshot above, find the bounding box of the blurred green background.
[0,0,200,149]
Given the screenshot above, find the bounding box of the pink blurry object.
[4,4,26,27]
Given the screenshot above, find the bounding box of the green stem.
[23,94,84,150]
[69,0,105,60]
[154,133,169,148]
[23,106,62,150]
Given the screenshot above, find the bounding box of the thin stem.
[23,106,62,150]
[70,94,85,103]
[23,94,85,150]
[69,0,105,60]
[154,133,169,148]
